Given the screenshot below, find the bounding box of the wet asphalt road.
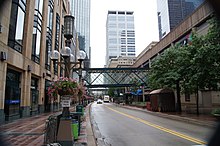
[91,102,214,146]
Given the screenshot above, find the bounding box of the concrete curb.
[87,103,98,146]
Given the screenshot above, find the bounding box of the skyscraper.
[106,10,136,66]
[157,0,204,40]
[70,0,91,68]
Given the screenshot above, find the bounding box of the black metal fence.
[44,113,62,145]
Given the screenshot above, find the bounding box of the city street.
[0,0,220,146]
[91,102,215,146]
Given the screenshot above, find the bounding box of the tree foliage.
[108,87,115,97]
[148,15,220,92]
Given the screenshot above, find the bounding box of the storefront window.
[4,69,21,120]
[30,78,39,114]
[44,80,51,112]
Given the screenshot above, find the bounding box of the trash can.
[76,105,84,115]
[70,112,83,136]
[71,119,79,140]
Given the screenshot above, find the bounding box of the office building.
[108,56,136,68]
[0,0,79,123]
[157,0,204,40]
[70,0,91,68]
[106,10,136,66]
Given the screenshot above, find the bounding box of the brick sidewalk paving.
[0,113,52,146]
[0,104,96,146]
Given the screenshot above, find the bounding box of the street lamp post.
[77,50,86,104]
[141,82,145,102]
[50,48,86,117]
[50,15,86,145]
[51,48,86,145]
[50,15,87,117]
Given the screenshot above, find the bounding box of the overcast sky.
[90,0,159,68]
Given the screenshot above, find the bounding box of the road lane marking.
[106,106,207,145]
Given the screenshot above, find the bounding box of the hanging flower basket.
[58,88,79,97]
[47,77,79,100]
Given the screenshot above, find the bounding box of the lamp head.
[61,46,71,58]
[50,50,60,61]
[64,15,75,40]
[77,50,86,61]
[70,54,75,62]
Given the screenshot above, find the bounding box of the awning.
[149,88,174,94]
[136,89,143,95]
[126,89,143,96]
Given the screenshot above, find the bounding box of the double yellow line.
[106,106,207,145]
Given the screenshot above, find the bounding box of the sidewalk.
[0,104,97,146]
[0,112,53,146]
[74,103,96,146]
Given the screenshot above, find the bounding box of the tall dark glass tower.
[70,0,91,68]
[157,0,204,40]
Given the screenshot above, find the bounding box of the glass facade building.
[157,0,204,40]
[70,0,91,68]
[106,11,136,66]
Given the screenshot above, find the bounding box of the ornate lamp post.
[50,15,86,145]
[50,15,87,117]
[77,50,86,104]
[50,47,86,117]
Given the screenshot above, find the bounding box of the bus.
[103,95,110,103]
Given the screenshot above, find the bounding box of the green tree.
[148,15,220,114]
[202,15,220,89]
[149,45,184,112]
[108,87,115,97]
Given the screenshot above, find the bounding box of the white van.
[103,95,110,103]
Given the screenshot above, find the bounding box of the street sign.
[61,99,70,107]
[61,95,71,107]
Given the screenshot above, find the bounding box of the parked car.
[97,99,103,104]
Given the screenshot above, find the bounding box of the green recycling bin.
[70,112,82,136]
[71,119,79,140]
[76,105,84,115]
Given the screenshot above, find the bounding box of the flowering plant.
[47,77,79,100]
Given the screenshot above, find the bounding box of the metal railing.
[44,114,60,145]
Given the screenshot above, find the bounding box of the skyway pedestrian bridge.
[73,67,148,88]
